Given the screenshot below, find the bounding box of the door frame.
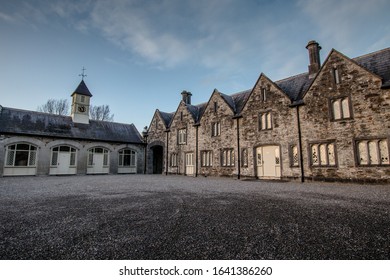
[254,144,282,179]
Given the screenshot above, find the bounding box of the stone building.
[146,41,390,183]
[0,79,145,176]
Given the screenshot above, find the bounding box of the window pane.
[379,140,389,164]
[119,154,123,166]
[60,146,70,152]
[51,151,58,166]
[320,144,327,165]
[30,145,37,151]
[312,144,319,165]
[17,144,30,150]
[53,147,59,152]
[261,114,266,130]
[358,141,368,165]
[368,141,379,164]
[70,152,76,166]
[333,100,341,120]
[103,153,109,166]
[267,113,272,129]
[15,151,29,166]
[95,148,103,153]
[123,154,131,166]
[328,143,336,166]
[88,152,93,166]
[29,151,36,166]
[292,145,299,166]
[342,98,350,118]
[6,150,15,166]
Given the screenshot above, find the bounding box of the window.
[261,87,267,102]
[80,96,85,103]
[201,150,213,167]
[221,149,235,167]
[356,139,389,166]
[171,153,178,167]
[180,111,183,121]
[178,129,187,144]
[51,146,77,166]
[88,147,109,166]
[259,111,272,130]
[241,148,248,167]
[118,149,136,167]
[5,143,37,167]
[214,102,218,113]
[211,122,221,137]
[290,145,299,167]
[333,67,340,84]
[331,97,351,120]
[310,142,336,167]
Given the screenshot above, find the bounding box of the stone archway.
[151,145,163,174]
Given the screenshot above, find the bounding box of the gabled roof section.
[186,102,207,124]
[158,110,174,128]
[275,72,313,102]
[353,47,390,88]
[71,80,93,97]
[0,107,143,144]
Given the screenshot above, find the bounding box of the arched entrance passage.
[151,145,163,174]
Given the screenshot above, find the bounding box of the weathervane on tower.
[79,67,87,80]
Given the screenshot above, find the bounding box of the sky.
[1,0,389,132]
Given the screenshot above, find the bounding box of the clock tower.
[71,79,92,124]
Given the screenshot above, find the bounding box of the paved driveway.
[0,175,389,259]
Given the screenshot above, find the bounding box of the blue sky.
[1,0,389,132]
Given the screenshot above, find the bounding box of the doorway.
[152,145,163,174]
[256,145,281,179]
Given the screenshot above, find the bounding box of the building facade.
[146,41,390,183]
[0,80,145,176]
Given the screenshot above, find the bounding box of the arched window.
[88,147,109,167]
[5,143,37,167]
[118,149,136,167]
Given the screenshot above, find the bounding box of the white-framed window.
[310,142,336,167]
[331,97,351,120]
[221,149,235,167]
[259,111,272,130]
[356,139,389,166]
[211,122,221,137]
[51,146,77,166]
[88,147,109,167]
[178,129,187,144]
[201,150,213,167]
[241,148,248,167]
[118,149,136,167]
[290,145,299,167]
[5,143,37,167]
[171,153,178,167]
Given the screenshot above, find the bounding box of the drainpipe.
[296,106,305,182]
[235,117,241,179]
[165,130,169,176]
[142,128,148,174]
[195,124,199,177]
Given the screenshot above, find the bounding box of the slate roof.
[72,80,93,97]
[154,46,390,127]
[0,106,143,144]
[353,47,390,88]
[158,110,174,128]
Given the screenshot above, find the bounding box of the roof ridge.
[353,47,390,60]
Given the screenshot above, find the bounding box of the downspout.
[195,124,199,177]
[296,106,305,182]
[236,117,241,180]
[165,130,169,176]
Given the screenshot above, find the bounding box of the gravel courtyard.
[0,174,389,260]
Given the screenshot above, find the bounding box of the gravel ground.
[0,174,389,260]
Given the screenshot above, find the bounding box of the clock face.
[78,105,86,113]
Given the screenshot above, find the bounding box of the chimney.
[306,40,321,78]
[181,90,192,105]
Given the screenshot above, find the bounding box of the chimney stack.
[181,90,192,105]
[306,40,321,78]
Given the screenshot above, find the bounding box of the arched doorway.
[151,145,163,174]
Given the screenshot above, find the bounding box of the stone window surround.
[328,94,353,121]
[354,137,390,167]
[170,153,178,167]
[221,148,235,167]
[177,128,187,145]
[200,150,213,167]
[308,140,338,168]
[211,121,221,137]
[258,110,273,131]
[289,144,300,167]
